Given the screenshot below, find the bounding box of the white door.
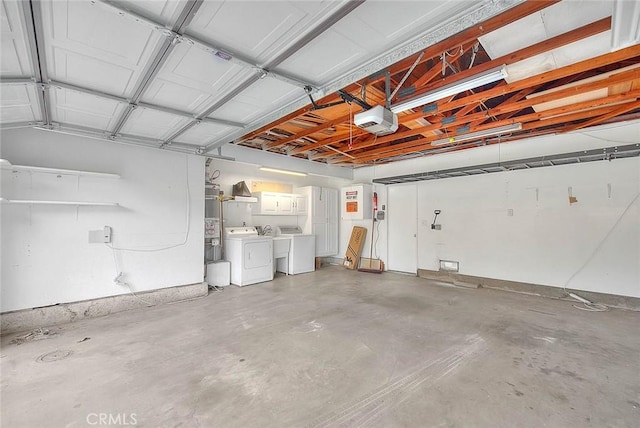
[261,193,278,213]
[326,188,339,256]
[294,195,307,214]
[244,240,272,269]
[388,184,417,273]
[312,187,326,218]
[277,194,294,214]
[312,223,327,255]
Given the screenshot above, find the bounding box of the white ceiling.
[1,0,637,161]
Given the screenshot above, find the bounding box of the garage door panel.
[120,108,191,140]
[0,84,39,123]
[1,1,33,76]
[41,0,165,97]
[50,87,126,131]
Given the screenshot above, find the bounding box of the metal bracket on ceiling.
[304,86,372,111]
[337,89,372,110]
[255,68,269,80]
[305,86,342,110]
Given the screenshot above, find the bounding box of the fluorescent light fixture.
[259,167,307,177]
[431,123,522,146]
[391,65,508,113]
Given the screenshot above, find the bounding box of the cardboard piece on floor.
[359,258,384,272]
[343,226,367,270]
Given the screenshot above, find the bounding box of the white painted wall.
[1,128,205,312]
[415,158,639,297]
[354,121,640,297]
[338,183,388,266]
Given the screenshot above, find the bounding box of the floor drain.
[36,350,73,363]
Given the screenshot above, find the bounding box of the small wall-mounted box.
[89,226,112,243]
[341,184,372,220]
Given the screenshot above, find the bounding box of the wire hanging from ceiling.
[348,100,353,150]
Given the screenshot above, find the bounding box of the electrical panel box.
[341,184,372,220]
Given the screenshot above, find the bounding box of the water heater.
[341,184,373,220]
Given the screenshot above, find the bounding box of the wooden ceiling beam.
[347,45,640,153]
[287,127,369,155]
[348,67,640,153]
[263,82,390,150]
[346,16,614,151]
[354,102,638,164]
[396,16,614,129]
[470,84,537,127]
[347,91,640,163]
[409,41,477,90]
[238,81,363,141]
[319,74,633,160]
[368,125,571,162]
[262,110,358,149]
[562,100,640,132]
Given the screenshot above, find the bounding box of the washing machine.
[275,226,316,275]
[224,227,273,286]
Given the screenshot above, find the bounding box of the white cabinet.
[296,186,339,257]
[293,194,307,215]
[251,192,306,216]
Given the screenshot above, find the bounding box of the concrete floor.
[2,266,639,427]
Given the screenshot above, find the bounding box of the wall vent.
[439,260,459,272]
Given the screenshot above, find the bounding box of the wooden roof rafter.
[341,45,640,154]
[347,93,640,164]
[285,16,615,158]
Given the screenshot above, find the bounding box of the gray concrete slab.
[2,266,639,427]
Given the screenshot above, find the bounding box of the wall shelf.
[0,198,119,206]
[0,159,120,179]
[229,196,258,203]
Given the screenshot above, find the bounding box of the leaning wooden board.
[343,226,367,270]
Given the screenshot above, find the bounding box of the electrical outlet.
[431,224,441,230]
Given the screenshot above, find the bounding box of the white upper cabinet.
[251,192,306,216]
